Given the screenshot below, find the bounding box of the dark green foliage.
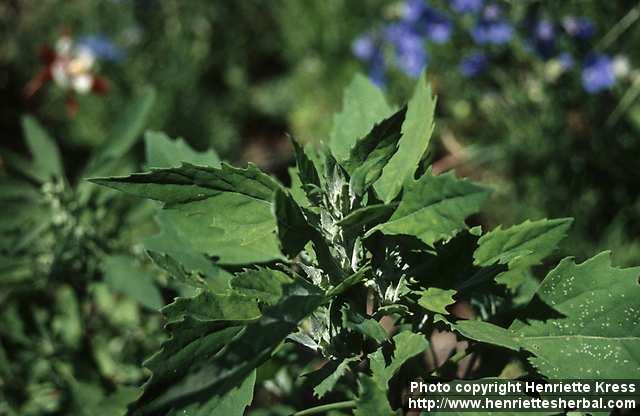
[95,75,640,415]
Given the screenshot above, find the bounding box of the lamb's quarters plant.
[95,74,640,415]
[0,89,224,415]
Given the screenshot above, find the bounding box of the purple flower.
[459,52,488,77]
[352,34,377,61]
[562,16,596,40]
[450,0,483,14]
[77,35,124,61]
[581,54,615,93]
[472,20,513,44]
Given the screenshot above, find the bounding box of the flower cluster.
[352,0,628,94]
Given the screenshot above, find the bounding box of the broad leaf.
[367,171,490,246]
[511,252,640,378]
[449,252,640,378]
[230,268,293,305]
[329,74,393,162]
[354,376,394,416]
[93,163,284,264]
[101,255,163,310]
[418,288,457,315]
[145,131,220,168]
[130,282,326,415]
[166,370,255,416]
[341,305,388,343]
[162,292,260,325]
[370,331,428,389]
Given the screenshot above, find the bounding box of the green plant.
[0,89,169,415]
[94,74,639,415]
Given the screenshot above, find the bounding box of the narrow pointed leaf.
[374,73,437,203]
[22,116,63,180]
[474,218,573,268]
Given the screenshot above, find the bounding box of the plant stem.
[292,400,357,416]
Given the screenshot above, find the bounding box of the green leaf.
[343,109,406,196]
[162,292,260,325]
[370,331,428,389]
[145,131,220,168]
[130,282,326,415]
[341,305,388,343]
[449,252,640,378]
[374,73,437,203]
[337,203,397,235]
[288,166,311,208]
[309,357,358,399]
[511,252,640,378]
[94,163,284,264]
[146,251,207,289]
[326,266,371,296]
[474,218,573,268]
[91,162,280,204]
[84,88,156,177]
[21,116,63,180]
[101,255,163,310]
[144,213,233,293]
[354,376,394,416]
[445,319,521,351]
[166,371,256,416]
[230,268,293,305]
[273,188,315,258]
[291,139,322,205]
[367,171,490,246]
[417,288,457,315]
[329,74,393,162]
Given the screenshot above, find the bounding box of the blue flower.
[352,34,377,61]
[472,20,513,45]
[482,4,502,21]
[384,23,428,78]
[369,51,387,87]
[402,1,453,44]
[450,0,483,14]
[558,52,574,70]
[423,8,454,43]
[562,16,595,40]
[403,0,429,23]
[459,52,488,77]
[532,19,556,59]
[77,35,124,61]
[534,19,555,42]
[581,54,615,93]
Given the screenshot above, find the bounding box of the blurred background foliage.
[1,0,639,414]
